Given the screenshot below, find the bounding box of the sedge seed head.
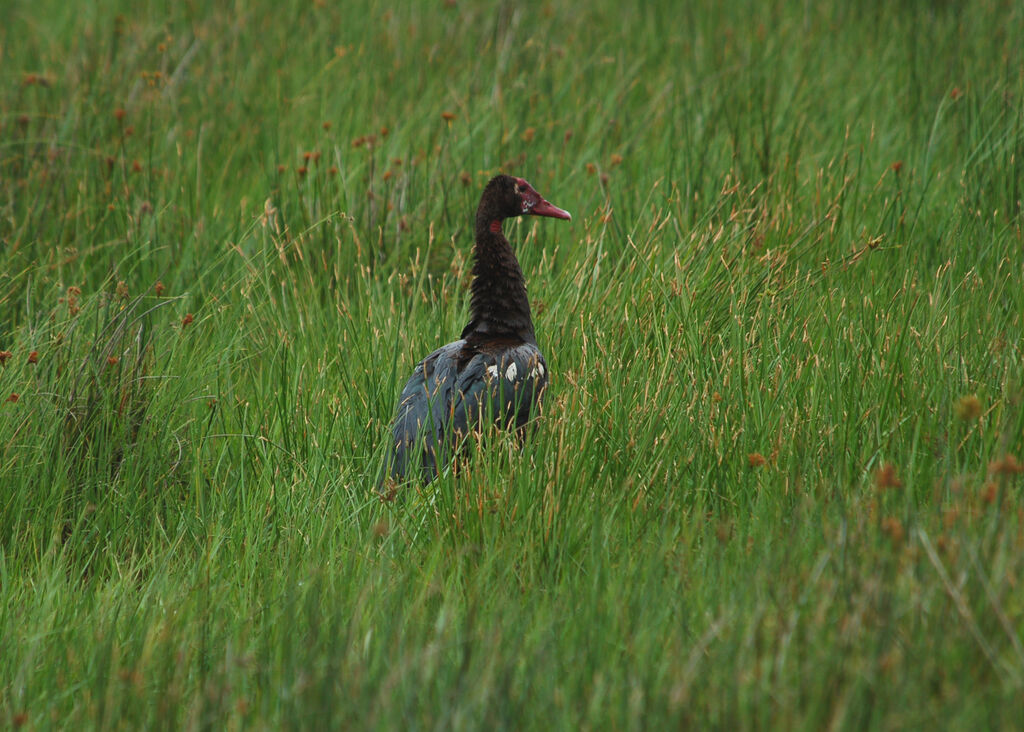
[954,394,982,421]
[875,463,902,490]
[747,452,767,468]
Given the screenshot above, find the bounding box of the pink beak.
[529,198,572,220]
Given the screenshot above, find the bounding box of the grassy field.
[2,0,1023,728]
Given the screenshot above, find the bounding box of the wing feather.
[385,340,548,483]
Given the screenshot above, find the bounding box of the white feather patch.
[486,364,499,379]
[505,362,518,381]
[529,362,545,379]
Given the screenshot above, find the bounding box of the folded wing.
[386,340,548,483]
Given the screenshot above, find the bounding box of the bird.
[383,174,571,485]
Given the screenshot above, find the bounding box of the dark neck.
[462,212,535,344]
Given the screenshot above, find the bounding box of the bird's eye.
[513,183,521,195]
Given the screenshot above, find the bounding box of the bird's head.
[484,175,572,222]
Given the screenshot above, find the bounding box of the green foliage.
[2,0,1023,728]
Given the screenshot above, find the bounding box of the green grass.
[2,0,1024,728]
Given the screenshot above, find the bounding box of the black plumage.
[384,174,571,485]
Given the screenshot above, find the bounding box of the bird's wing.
[387,341,548,483]
[452,342,549,435]
[388,340,464,482]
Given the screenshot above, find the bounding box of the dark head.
[479,175,572,225]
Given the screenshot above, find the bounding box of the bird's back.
[385,338,548,483]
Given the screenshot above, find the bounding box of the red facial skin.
[514,177,572,220]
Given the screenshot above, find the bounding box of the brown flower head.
[989,455,1023,476]
[874,463,902,490]
[954,394,982,421]
[881,516,905,546]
